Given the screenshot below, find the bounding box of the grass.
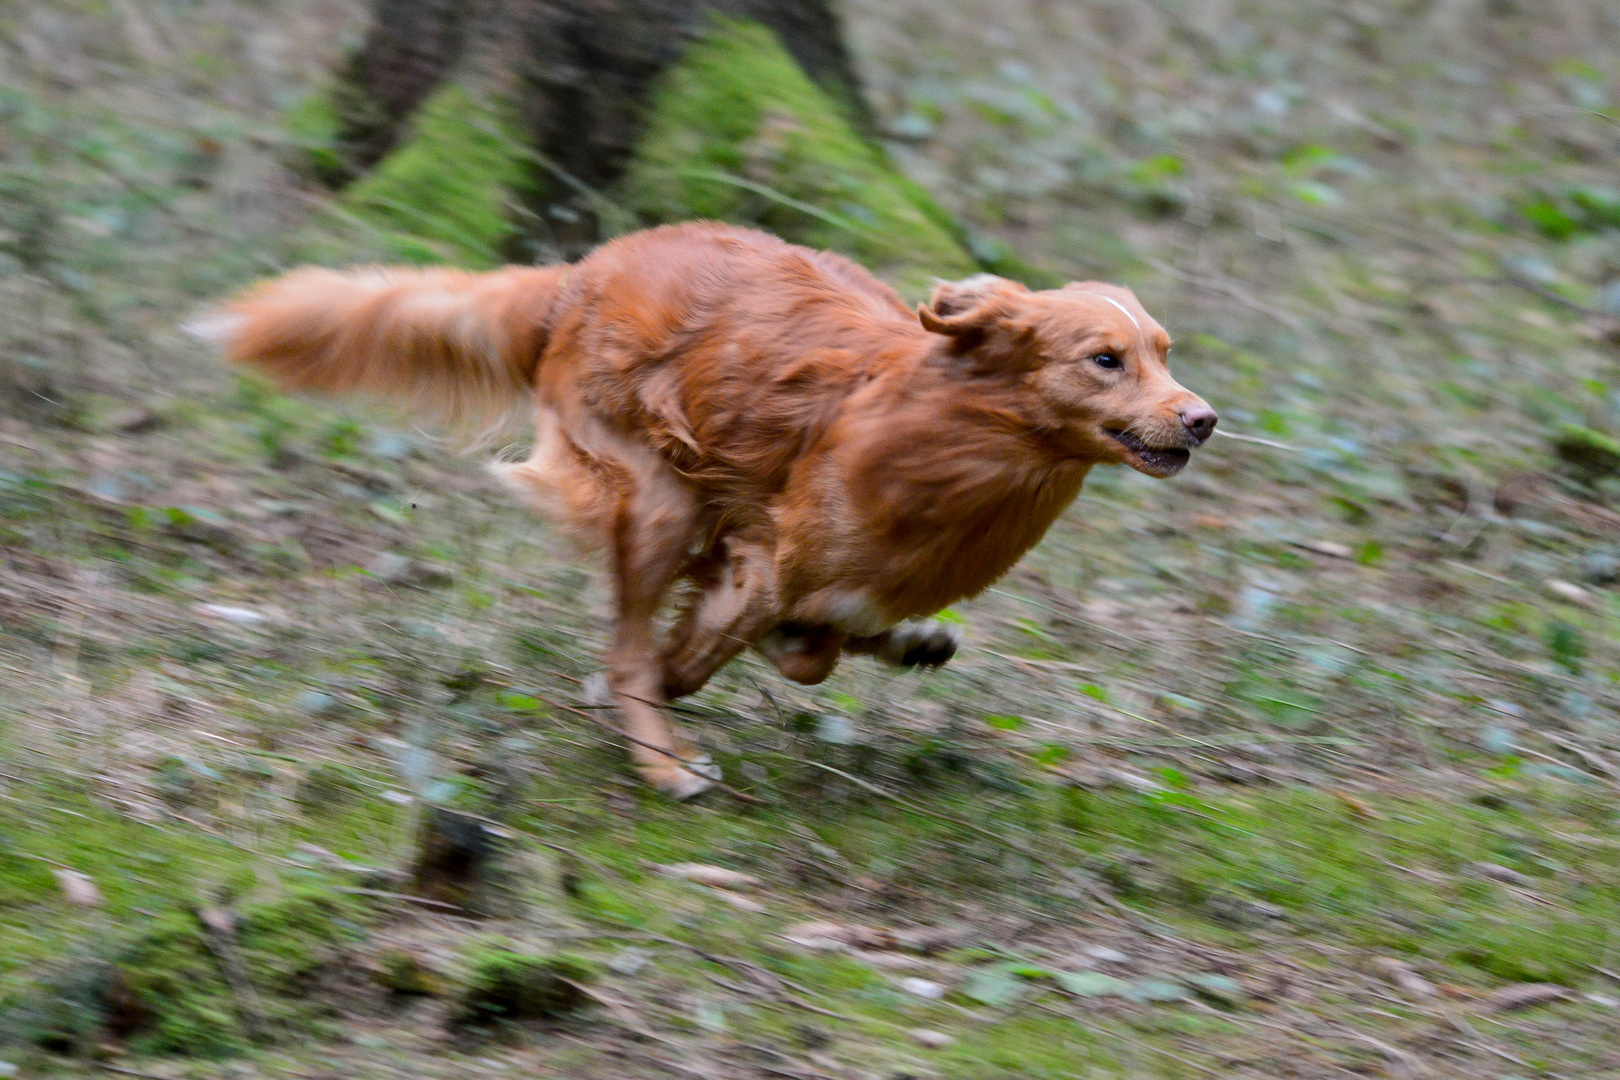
[1,0,1619,1076]
[337,83,532,267]
[622,17,977,293]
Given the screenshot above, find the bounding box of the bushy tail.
[188,263,566,433]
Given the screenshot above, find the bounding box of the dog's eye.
[1092,353,1122,370]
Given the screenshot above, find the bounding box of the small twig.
[630,929,784,994]
[1536,731,1620,781]
[569,980,674,1044]
[777,992,860,1023]
[328,886,471,913]
[1522,745,1620,796]
[93,1064,180,1080]
[1496,271,1617,323]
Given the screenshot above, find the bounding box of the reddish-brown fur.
[202,222,1215,797]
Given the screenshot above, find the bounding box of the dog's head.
[918,275,1215,477]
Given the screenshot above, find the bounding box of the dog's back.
[541,223,929,502]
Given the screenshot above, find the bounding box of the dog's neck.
[827,358,1096,620]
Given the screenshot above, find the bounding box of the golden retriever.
[196,222,1215,797]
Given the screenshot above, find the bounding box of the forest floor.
[2,1,1620,1077]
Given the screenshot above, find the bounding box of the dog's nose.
[1181,404,1217,444]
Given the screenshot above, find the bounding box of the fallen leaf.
[1109,768,1165,794]
[196,603,266,625]
[781,920,853,951]
[1301,540,1354,559]
[1373,957,1436,998]
[105,405,159,434]
[780,920,894,951]
[1333,791,1383,819]
[847,948,931,971]
[1483,983,1571,1012]
[693,998,727,1033]
[891,924,968,955]
[197,905,236,935]
[709,889,766,913]
[654,863,762,892]
[608,948,651,976]
[1544,579,1596,607]
[898,977,945,999]
[909,1028,953,1048]
[1472,861,1532,886]
[54,868,102,908]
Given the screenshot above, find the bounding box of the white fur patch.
[825,590,894,636]
[179,312,243,345]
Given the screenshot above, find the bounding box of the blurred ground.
[1,1,1619,1077]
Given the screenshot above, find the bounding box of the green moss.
[340,83,531,268]
[374,949,441,996]
[938,1011,1120,1077]
[622,19,976,294]
[294,761,367,813]
[453,944,592,1026]
[112,888,363,1055]
[283,89,348,185]
[0,833,367,1058]
[236,887,363,994]
[1553,423,1620,480]
[115,911,241,1056]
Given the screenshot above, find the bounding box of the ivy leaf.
[1123,978,1192,1003]
[1055,971,1128,997]
[963,965,1027,1006]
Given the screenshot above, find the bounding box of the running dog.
[195,222,1216,797]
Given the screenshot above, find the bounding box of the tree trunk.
[330,0,871,204]
[329,0,479,177]
[310,0,1019,291]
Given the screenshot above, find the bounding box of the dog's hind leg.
[659,533,784,700]
[844,620,963,670]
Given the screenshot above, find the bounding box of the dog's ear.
[917,274,1028,336]
[918,275,1035,370]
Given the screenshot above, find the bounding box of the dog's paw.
[644,754,721,801]
[875,620,963,669]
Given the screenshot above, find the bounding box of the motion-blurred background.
[2,2,1619,1076]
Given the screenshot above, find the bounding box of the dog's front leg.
[659,533,782,699]
[843,620,963,670]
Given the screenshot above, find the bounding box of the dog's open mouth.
[1106,428,1192,477]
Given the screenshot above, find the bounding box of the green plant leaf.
[1055,971,1128,997]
